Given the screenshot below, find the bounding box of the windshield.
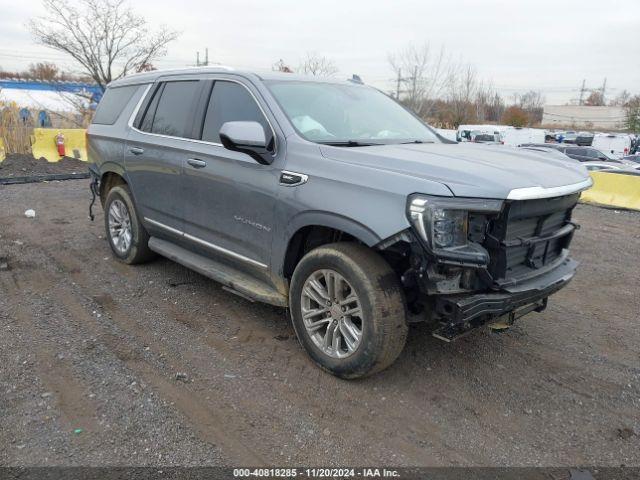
[265,80,439,145]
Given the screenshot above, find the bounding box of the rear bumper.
[433,257,577,334]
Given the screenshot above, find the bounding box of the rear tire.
[104,184,155,264]
[289,242,408,379]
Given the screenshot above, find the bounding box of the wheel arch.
[98,164,129,205]
[278,211,383,280]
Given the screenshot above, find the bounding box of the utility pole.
[393,67,417,102]
[196,49,209,67]
[578,79,586,106]
[600,77,607,104]
[411,65,418,102]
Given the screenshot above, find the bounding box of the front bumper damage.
[430,256,578,341]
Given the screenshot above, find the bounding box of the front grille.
[484,193,580,285]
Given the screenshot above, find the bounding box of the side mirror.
[219,121,273,165]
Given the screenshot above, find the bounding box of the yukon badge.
[233,215,271,232]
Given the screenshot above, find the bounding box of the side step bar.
[148,237,287,307]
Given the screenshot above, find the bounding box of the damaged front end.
[378,192,582,341]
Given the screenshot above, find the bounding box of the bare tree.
[446,63,478,126]
[611,89,631,107]
[29,0,179,91]
[624,95,640,132]
[515,90,545,111]
[514,90,545,124]
[584,91,605,106]
[27,62,60,81]
[298,53,339,76]
[475,81,504,123]
[388,43,452,117]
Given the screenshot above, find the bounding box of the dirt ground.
[0,154,88,178]
[0,180,638,467]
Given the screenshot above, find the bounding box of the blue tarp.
[0,80,103,103]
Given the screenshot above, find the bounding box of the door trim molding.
[143,217,268,269]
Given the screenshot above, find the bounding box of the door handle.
[187,158,207,169]
[129,147,144,155]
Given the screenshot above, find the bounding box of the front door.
[181,79,281,274]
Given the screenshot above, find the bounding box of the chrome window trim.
[143,217,268,269]
[506,178,593,200]
[127,83,153,129]
[126,77,278,154]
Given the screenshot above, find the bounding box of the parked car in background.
[558,131,578,144]
[520,144,623,163]
[87,67,593,378]
[456,124,507,142]
[582,162,640,173]
[500,127,545,146]
[592,133,632,157]
[518,146,577,162]
[544,130,557,142]
[470,130,499,143]
[581,162,624,172]
[575,132,594,146]
[622,154,640,164]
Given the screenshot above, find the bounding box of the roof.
[108,66,357,88]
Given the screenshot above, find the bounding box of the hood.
[319,142,591,199]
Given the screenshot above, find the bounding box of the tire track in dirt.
[39,226,483,465]
[0,272,101,437]
[31,249,266,466]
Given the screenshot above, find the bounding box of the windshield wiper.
[317,140,385,147]
[397,140,435,144]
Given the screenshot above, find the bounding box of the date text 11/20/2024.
[233,468,400,477]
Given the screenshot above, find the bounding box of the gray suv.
[87,67,592,378]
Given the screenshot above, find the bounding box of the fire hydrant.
[55,132,66,157]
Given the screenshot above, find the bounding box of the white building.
[542,105,626,130]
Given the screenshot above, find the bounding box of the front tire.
[289,243,408,379]
[104,184,154,264]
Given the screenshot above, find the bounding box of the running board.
[148,237,287,307]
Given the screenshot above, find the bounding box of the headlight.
[407,195,504,253]
[409,198,468,249]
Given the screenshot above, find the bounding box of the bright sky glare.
[0,0,637,104]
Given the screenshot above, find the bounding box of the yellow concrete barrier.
[0,137,5,162]
[31,128,87,162]
[580,171,640,211]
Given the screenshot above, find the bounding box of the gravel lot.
[0,180,638,467]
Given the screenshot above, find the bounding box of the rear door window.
[92,85,138,125]
[200,81,271,144]
[145,81,200,138]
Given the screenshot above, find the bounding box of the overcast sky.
[0,0,638,104]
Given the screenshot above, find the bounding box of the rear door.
[125,79,203,235]
[181,78,282,274]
